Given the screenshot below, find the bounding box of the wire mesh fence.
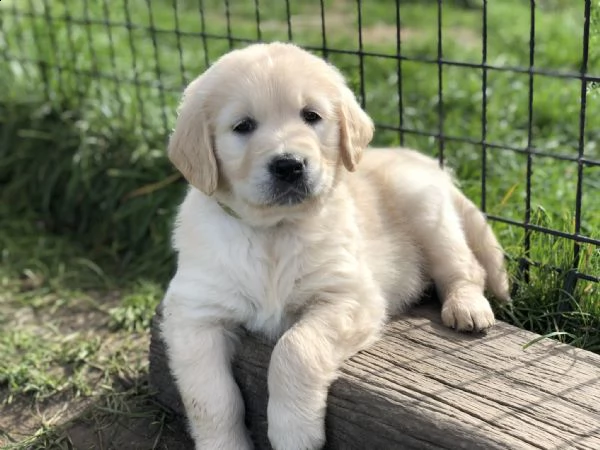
[1,1,599,304]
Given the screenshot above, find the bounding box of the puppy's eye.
[301,109,322,125]
[233,118,257,134]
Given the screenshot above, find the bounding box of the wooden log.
[149,300,600,449]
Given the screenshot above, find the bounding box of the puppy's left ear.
[338,86,374,172]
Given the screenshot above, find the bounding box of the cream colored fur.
[161,42,510,450]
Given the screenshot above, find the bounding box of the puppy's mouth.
[268,179,314,206]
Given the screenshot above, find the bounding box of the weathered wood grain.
[149,301,600,449]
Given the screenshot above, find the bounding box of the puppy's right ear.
[168,76,218,196]
[338,85,374,172]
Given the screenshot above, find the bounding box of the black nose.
[269,155,307,183]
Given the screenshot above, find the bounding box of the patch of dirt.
[261,12,348,34]
[0,393,93,447]
[261,13,417,46]
[62,394,193,450]
[0,292,167,449]
[1,386,194,449]
[362,22,481,50]
[261,14,480,52]
[362,23,422,44]
[448,26,481,49]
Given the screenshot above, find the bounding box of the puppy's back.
[351,148,510,302]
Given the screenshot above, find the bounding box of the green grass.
[0,0,599,447]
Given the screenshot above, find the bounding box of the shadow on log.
[149,301,600,449]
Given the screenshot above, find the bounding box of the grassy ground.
[0,208,192,448]
[1,0,599,448]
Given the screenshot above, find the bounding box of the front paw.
[441,292,495,332]
[267,399,326,450]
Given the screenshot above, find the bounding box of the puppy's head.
[168,42,373,222]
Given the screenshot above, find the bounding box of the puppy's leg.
[452,186,511,302]
[413,186,494,332]
[267,278,385,450]
[161,303,251,450]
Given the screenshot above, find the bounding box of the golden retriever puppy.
[161,42,510,450]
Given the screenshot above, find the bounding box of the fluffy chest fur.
[172,190,352,339]
[222,224,308,336]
